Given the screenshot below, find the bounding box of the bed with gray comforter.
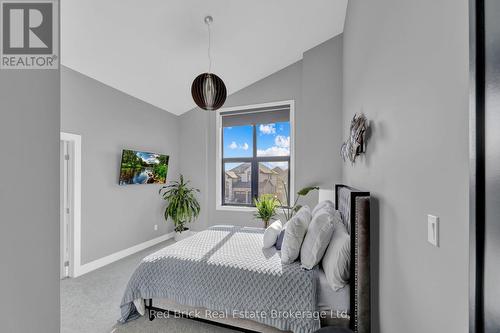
[119,225,321,333]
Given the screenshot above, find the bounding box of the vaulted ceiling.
[61,0,348,115]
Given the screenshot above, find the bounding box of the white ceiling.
[61,0,348,115]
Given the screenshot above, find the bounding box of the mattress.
[317,269,350,314]
[140,269,351,332]
[120,225,321,333]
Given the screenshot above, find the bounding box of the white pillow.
[300,208,340,270]
[262,220,283,249]
[312,200,335,217]
[281,206,312,264]
[322,220,351,291]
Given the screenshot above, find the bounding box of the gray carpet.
[61,239,238,333]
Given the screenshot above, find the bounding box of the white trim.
[216,205,256,213]
[215,100,295,211]
[60,132,81,278]
[76,232,175,277]
[216,113,222,208]
[217,100,294,114]
[290,100,296,206]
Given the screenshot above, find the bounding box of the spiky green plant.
[159,175,200,232]
[254,194,279,228]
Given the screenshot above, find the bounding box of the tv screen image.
[119,150,169,185]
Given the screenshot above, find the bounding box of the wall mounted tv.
[119,149,169,185]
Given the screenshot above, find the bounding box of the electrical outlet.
[427,215,439,247]
[154,224,158,231]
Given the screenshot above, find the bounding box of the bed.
[119,184,370,333]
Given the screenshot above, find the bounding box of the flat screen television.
[119,149,169,185]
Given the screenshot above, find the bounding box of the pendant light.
[191,15,227,111]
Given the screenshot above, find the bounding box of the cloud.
[275,135,290,148]
[257,136,290,157]
[257,146,289,157]
[229,141,249,151]
[259,124,276,135]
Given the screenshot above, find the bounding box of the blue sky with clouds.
[136,151,160,164]
[223,122,290,159]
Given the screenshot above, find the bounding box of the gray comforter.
[119,225,320,333]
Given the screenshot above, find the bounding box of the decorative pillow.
[275,226,286,250]
[312,200,335,217]
[322,220,351,291]
[281,206,312,264]
[300,208,340,270]
[262,220,283,249]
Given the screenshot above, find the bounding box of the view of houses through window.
[222,120,291,207]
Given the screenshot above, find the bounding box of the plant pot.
[174,228,193,242]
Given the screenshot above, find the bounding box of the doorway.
[60,132,82,278]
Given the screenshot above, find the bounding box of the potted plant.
[159,175,201,241]
[254,194,279,228]
[277,183,319,222]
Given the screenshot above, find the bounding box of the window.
[217,101,294,209]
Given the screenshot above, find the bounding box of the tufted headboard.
[335,185,371,333]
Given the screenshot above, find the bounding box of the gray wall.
[302,36,343,190]
[179,35,343,230]
[342,1,469,332]
[0,70,60,331]
[61,67,180,264]
[178,109,211,230]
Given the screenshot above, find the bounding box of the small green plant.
[159,175,201,233]
[254,194,279,228]
[277,183,319,221]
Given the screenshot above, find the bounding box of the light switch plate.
[154,224,158,231]
[427,215,439,247]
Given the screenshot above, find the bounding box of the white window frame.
[215,100,295,212]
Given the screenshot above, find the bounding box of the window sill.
[216,205,256,213]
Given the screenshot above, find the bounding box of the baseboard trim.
[74,232,175,277]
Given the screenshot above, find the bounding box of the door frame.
[60,132,82,278]
[469,0,485,332]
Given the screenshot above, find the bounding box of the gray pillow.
[275,227,286,250]
[300,207,339,270]
[322,219,351,291]
[281,206,312,264]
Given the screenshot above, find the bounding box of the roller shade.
[221,104,290,127]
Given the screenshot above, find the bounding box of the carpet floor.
[61,239,239,333]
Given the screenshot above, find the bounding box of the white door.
[60,140,72,279]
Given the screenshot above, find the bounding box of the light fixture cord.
[207,20,212,73]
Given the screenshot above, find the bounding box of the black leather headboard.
[335,185,370,333]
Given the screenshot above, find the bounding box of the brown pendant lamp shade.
[191,16,227,111]
[191,72,227,111]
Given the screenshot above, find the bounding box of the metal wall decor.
[191,16,227,111]
[341,113,368,163]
